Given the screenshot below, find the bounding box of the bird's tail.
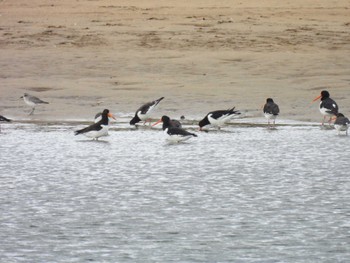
[74,129,82,136]
[228,107,241,115]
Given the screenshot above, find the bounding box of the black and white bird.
[152,115,182,129]
[20,93,49,115]
[130,97,164,125]
[75,109,116,140]
[312,90,338,125]
[334,113,350,135]
[263,98,280,128]
[198,107,240,130]
[155,115,197,142]
[0,115,11,132]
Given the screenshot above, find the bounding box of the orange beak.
[312,95,321,103]
[152,119,162,127]
[108,113,116,120]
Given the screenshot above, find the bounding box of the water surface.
[0,122,349,262]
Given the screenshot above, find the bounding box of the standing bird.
[130,97,164,125]
[75,109,116,140]
[312,90,338,125]
[20,93,49,115]
[263,98,280,128]
[198,107,240,130]
[334,113,350,135]
[155,115,197,142]
[0,115,11,133]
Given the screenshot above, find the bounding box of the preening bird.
[198,107,241,130]
[130,97,164,125]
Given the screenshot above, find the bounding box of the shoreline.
[1,0,350,123]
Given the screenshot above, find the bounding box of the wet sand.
[1,0,350,122]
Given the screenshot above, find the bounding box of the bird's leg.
[29,107,35,115]
[328,116,334,126]
[321,116,326,126]
[143,118,151,126]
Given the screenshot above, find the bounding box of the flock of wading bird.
[0,90,349,140]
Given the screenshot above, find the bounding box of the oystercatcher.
[155,115,197,142]
[0,115,11,133]
[312,90,338,125]
[20,93,49,115]
[75,109,116,140]
[130,97,164,125]
[198,107,240,130]
[334,113,349,135]
[263,98,280,128]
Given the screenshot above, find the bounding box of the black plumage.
[319,91,338,115]
[0,115,11,122]
[130,97,164,125]
[160,115,197,140]
[335,113,350,126]
[263,98,280,116]
[75,109,114,139]
[198,107,241,129]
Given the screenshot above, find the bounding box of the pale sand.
[1,0,350,123]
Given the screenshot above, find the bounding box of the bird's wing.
[75,122,102,135]
[28,95,49,104]
[264,103,279,115]
[138,97,164,114]
[321,98,338,114]
[168,127,197,137]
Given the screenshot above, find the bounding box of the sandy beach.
[1,0,350,122]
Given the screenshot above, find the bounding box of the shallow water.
[0,122,349,262]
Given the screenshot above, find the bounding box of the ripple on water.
[0,124,349,262]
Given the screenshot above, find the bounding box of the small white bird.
[20,93,49,115]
